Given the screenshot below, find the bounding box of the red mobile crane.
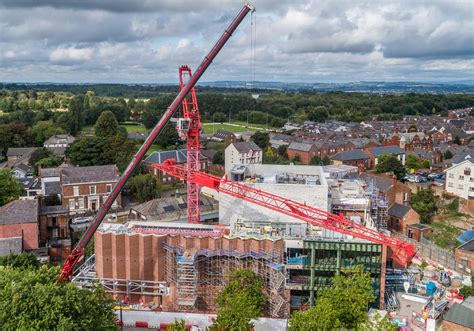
[177,65,201,224]
[58,3,256,282]
[151,160,416,266]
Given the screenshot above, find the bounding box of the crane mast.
[151,160,416,266]
[58,3,255,282]
[177,66,201,224]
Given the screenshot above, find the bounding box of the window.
[465,168,471,176]
[89,186,96,194]
[106,184,112,193]
[459,175,464,180]
[78,198,84,209]
[458,184,464,189]
[69,199,75,210]
[448,182,454,188]
[448,173,454,179]
[73,186,79,196]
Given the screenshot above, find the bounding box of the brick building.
[61,165,121,214]
[0,199,39,253]
[331,150,370,169]
[39,205,71,261]
[361,173,411,206]
[387,203,420,235]
[455,238,474,271]
[287,142,316,164]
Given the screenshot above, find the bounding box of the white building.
[224,141,262,176]
[219,164,337,238]
[445,159,474,200]
[43,134,75,148]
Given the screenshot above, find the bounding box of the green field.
[120,123,148,133]
[145,144,161,156]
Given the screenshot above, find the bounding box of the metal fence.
[398,234,471,276]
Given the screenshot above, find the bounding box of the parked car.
[428,173,441,180]
[432,178,444,186]
[406,175,416,183]
[72,217,92,225]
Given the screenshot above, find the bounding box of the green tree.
[155,123,179,149]
[36,155,63,169]
[453,135,461,145]
[322,156,331,165]
[376,154,405,180]
[212,150,224,164]
[66,137,110,166]
[411,188,438,223]
[251,131,270,149]
[459,276,474,298]
[167,319,187,331]
[214,269,265,331]
[0,124,13,158]
[43,194,61,206]
[406,154,421,170]
[357,312,397,331]
[310,156,322,165]
[277,145,288,159]
[0,169,20,207]
[289,265,375,330]
[444,150,453,160]
[128,174,161,203]
[0,253,39,270]
[0,265,117,329]
[28,120,65,145]
[422,160,430,169]
[68,95,85,135]
[213,112,227,123]
[95,111,119,138]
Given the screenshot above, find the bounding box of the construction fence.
[396,234,471,276]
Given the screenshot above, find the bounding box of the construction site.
[58,3,472,330]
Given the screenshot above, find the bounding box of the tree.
[289,265,375,330]
[0,124,13,158]
[128,174,161,202]
[422,160,430,169]
[94,111,119,138]
[0,265,117,329]
[167,319,187,331]
[408,125,418,132]
[453,135,461,145]
[68,95,85,135]
[0,253,39,270]
[0,169,20,207]
[213,112,227,123]
[43,194,61,206]
[212,150,224,165]
[28,121,65,146]
[406,154,421,170]
[251,131,270,149]
[357,312,397,331]
[459,276,474,298]
[214,269,265,331]
[376,154,405,180]
[36,155,63,169]
[310,156,322,165]
[30,148,52,168]
[277,145,288,159]
[66,137,110,167]
[444,150,453,160]
[155,123,179,149]
[322,156,331,165]
[411,188,438,223]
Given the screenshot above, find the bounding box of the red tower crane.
[177,65,202,224]
[151,160,416,266]
[58,3,256,282]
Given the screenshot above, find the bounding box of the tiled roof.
[40,168,60,178]
[232,141,262,153]
[46,146,67,156]
[288,142,314,152]
[452,150,474,165]
[368,145,405,157]
[144,149,207,164]
[331,150,369,161]
[443,303,474,329]
[43,134,75,145]
[0,199,38,225]
[213,130,236,139]
[388,203,412,219]
[458,238,474,252]
[6,147,37,157]
[39,205,69,216]
[61,165,120,184]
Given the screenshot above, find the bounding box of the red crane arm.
[58,3,255,282]
[151,160,416,266]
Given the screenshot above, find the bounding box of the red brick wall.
[455,249,474,270]
[0,223,39,250]
[62,182,121,209]
[287,147,316,165]
[441,320,472,331]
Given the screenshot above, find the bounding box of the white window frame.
[73,186,79,196]
[69,199,75,210]
[78,198,84,209]
[89,186,96,195]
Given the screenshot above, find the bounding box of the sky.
[0,0,473,84]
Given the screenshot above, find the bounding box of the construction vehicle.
[58,2,256,282]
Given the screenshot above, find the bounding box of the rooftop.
[288,142,314,152]
[443,302,474,329]
[0,199,38,225]
[144,149,207,164]
[6,147,37,157]
[61,165,120,184]
[231,141,262,153]
[368,145,405,157]
[388,203,412,219]
[458,238,474,252]
[331,150,369,161]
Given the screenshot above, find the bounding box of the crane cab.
[177,118,190,140]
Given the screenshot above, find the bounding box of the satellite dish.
[403,281,410,293]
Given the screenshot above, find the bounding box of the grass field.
[145,144,161,156]
[202,121,275,134]
[120,123,148,133]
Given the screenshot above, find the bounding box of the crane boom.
[58,3,256,282]
[151,160,416,266]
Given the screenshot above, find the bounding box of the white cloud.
[49,47,93,63]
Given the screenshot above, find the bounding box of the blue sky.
[0,0,473,83]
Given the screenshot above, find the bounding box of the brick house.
[455,238,474,271]
[387,203,420,235]
[6,147,37,167]
[39,205,71,261]
[407,223,433,242]
[0,199,39,254]
[144,149,210,184]
[365,145,406,169]
[61,165,121,214]
[331,150,370,170]
[361,173,411,206]
[441,301,474,331]
[287,142,316,164]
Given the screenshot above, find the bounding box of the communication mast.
[177,65,202,224]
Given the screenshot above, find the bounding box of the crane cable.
[250,10,256,90]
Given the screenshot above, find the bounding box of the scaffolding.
[369,181,388,230]
[163,242,289,318]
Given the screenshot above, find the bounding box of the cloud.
[0,0,472,83]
